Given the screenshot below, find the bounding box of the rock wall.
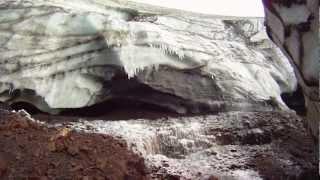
[0,0,297,114]
[262,0,319,139]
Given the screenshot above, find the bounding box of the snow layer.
[0,0,296,113]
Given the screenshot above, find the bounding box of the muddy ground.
[0,109,318,180]
[0,110,149,180]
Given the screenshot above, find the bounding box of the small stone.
[205,149,217,156]
[11,119,29,129]
[34,149,41,158]
[96,158,107,170]
[50,161,60,168]
[71,164,83,172]
[82,176,90,180]
[67,145,79,156]
[15,152,21,160]
[47,142,56,152]
[18,143,25,149]
[80,145,90,152]
[230,149,237,153]
[40,176,49,180]
[18,109,31,118]
[251,128,263,134]
[50,128,71,141]
[0,156,7,177]
[3,131,12,137]
[163,163,169,167]
[28,134,34,140]
[208,176,219,180]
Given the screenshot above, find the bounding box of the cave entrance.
[6,86,181,120]
[12,98,180,121]
[281,85,306,116]
[11,101,43,115]
[10,97,181,121]
[59,98,179,120]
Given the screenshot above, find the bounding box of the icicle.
[8,84,15,95]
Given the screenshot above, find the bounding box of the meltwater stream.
[66,116,213,158]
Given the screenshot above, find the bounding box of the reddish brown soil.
[0,111,149,180]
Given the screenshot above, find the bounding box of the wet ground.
[0,109,318,180]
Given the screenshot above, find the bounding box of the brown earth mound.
[0,110,148,180]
